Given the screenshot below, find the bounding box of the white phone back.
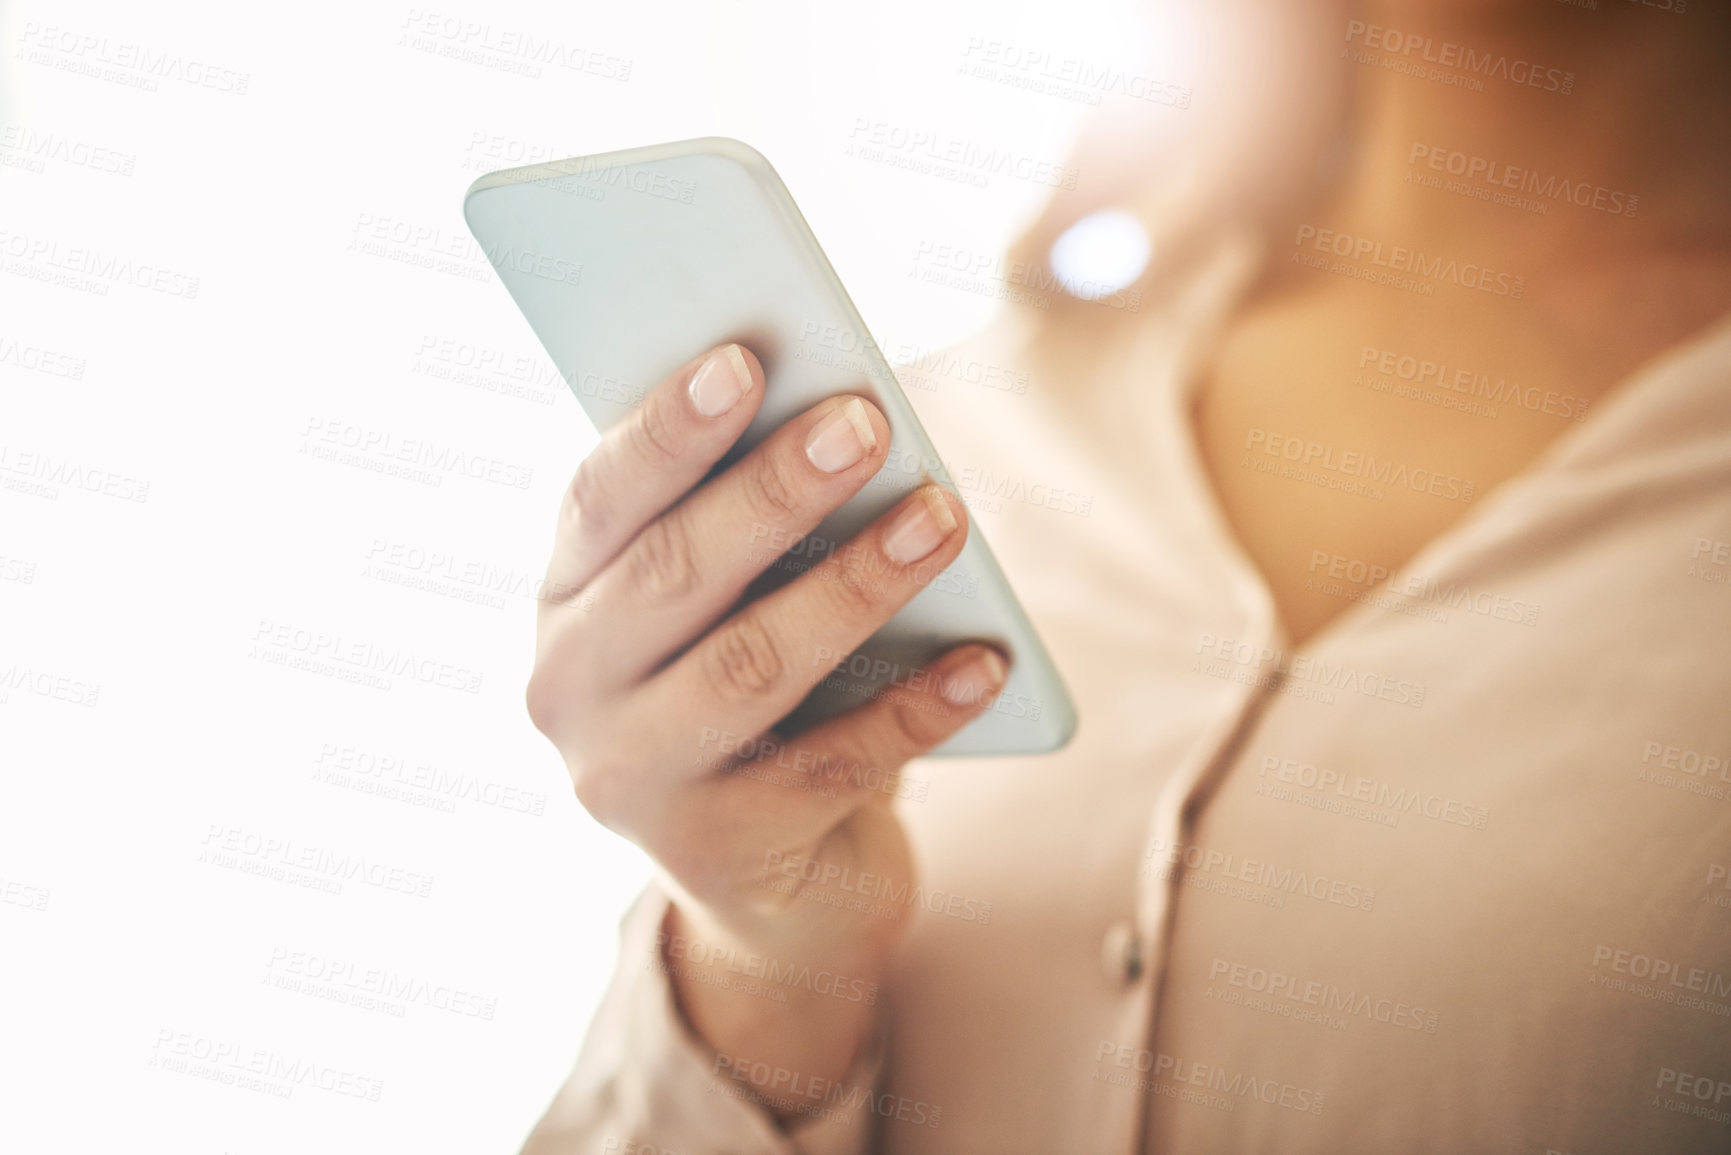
[463,137,1075,755]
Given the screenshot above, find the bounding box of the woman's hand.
[526,343,1009,1113]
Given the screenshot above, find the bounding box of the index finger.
[541,343,763,609]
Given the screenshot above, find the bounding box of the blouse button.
[1102,920,1144,985]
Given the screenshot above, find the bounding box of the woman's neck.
[1332,2,1731,268]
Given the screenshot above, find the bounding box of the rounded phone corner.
[1024,680,1080,755]
[1044,704,1080,754]
[461,169,513,235]
[459,136,781,224]
[934,695,1078,758]
[462,167,512,209]
[684,135,778,177]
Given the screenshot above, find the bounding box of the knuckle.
[652,811,722,883]
[569,756,631,829]
[744,450,805,522]
[566,454,611,541]
[627,515,701,600]
[526,660,589,739]
[822,560,885,618]
[524,671,560,736]
[702,614,785,702]
[564,731,642,829]
[627,395,682,463]
[884,694,944,753]
[823,731,884,782]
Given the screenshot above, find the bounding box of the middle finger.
[572,393,892,689]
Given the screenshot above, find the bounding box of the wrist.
[660,902,886,1113]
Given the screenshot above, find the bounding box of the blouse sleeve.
[519,882,888,1155]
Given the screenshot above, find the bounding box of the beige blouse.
[520,214,1731,1154]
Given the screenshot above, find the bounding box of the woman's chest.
[1189,289,1599,644]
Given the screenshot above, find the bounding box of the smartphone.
[462,137,1075,755]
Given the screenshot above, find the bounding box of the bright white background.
[0,1,1173,1150]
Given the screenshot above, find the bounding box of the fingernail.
[882,484,958,564]
[941,649,1008,708]
[689,345,753,417]
[805,398,877,473]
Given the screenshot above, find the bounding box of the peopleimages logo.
[0,444,149,503]
[762,850,992,924]
[846,119,1079,190]
[0,227,200,298]
[1591,945,1731,999]
[264,947,498,1019]
[1343,21,1575,94]
[1293,224,1525,298]
[150,1028,383,1100]
[0,334,86,379]
[1093,1041,1326,1114]
[1305,548,1541,628]
[958,38,1193,109]
[201,825,436,898]
[250,619,485,695]
[1206,957,1441,1033]
[710,1052,942,1128]
[654,929,879,1005]
[14,22,252,95]
[301,417,533,490]
[1258,754,1492,829]
[911,239,1143,313]
[1245,426,1476,504]
[1193,632,1426,709]
[0,125,136,175]
[1407,143,1638,218]
[1358,346,1589,421]
[1142,836,1377,911]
